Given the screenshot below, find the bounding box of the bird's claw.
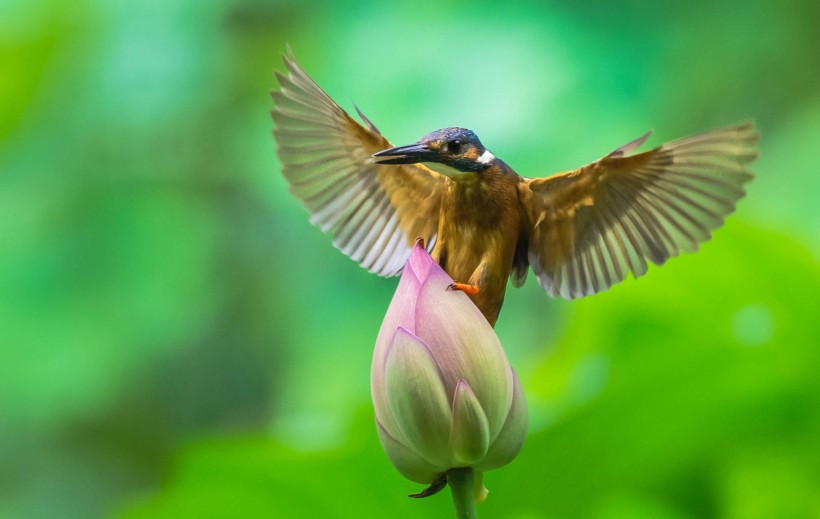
[447,282,480,296]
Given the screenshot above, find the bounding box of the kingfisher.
[271,51,757,327]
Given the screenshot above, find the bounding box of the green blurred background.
[2,0,819,517]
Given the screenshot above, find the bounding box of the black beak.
[372,143,436,165]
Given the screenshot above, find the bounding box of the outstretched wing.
[518,122,758,299]
[271,51,445,276]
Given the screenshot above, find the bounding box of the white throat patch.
[477,149,495,165]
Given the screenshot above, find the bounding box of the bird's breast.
[433,174,521,283]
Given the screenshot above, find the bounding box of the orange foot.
[447,282,480,296]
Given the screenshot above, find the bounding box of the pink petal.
[376,418,443,484]
[372,256,424,408]
[406,242,435,283]
[474,367,527,472]
[449,379,490,465]
[414,277,513,438]
[383,327,453,467]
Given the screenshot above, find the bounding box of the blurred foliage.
[1,0,818,518]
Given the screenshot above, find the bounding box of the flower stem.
[446,468,477,519]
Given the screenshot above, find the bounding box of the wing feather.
[272,51,445,276]
[520,122,758,299]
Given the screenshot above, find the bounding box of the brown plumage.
[271,51,758,326]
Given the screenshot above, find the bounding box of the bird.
[271,51,758,327]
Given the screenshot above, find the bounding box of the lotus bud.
[371,243,527,499]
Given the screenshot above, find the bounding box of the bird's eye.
[447,140,462,154]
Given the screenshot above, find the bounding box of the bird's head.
[372,127,495,177]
